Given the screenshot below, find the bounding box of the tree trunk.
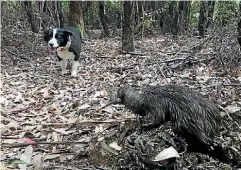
[198,1,215,37]
[171,2,178,36]
[158,1,165,34]
[178,1,191,31]
[206,1,215,29]
[167,1,176,34]
[99,1,110,36]
[69,1,84,35]
[57,1,65,28]
[238,2,241,47]
[198,1,207,37]
[22,1,39,33]
[122,1,134,52]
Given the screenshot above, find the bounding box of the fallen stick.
[222,83,241,86]
[121,50,146,56]
[2,73,27,79]
[21,117,134,126]
[1,140,89,148]
[91,101,121,113]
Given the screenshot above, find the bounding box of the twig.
[96,56,115,59]
[237,132,241,142]
[91,101,121,113]
[1,140,89,148]
[8,106,31,114]
[159,57,186,63]
[4,48,19,57]
[121,50,145,56]
[107,66,136,72]
[21,118,133,126]
[154,57,169,84]
[2,73,27,79]
[218,105,233,121]
[222,83,241,86]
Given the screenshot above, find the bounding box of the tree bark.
[69,1,84,35]
[99,1,110,36]
[122,1,134,52]
[198,1,207,37]
[171,2,178,36]
[238,2,241,47]
[178,1,191,31]
[206,1,215,29]
[22,1,39,33]
[198,1,215,37]
[57,1,65,28]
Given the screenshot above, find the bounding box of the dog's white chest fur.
[57,49,75,60]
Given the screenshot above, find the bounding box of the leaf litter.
[1,27,241,169]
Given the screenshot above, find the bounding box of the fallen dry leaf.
[44,154,61,161]
[153,146,180,161]
[78,103,91,110]
[109,142,122,151]
[14,92,22,103]
[225,105,241,114]
[18,145,33,170]
[31,154,44,170]
[101,142,118,155]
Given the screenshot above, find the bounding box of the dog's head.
[44,28,73,51]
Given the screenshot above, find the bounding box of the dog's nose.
[49,43,54,47]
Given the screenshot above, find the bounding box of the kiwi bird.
[110,85,238,165]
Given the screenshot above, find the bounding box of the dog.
[44,27,82,76]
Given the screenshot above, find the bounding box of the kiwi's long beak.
[116,97,122,103]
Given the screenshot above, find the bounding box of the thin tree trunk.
[158,1,165,34]
[206,1,215,29]
[179,1,190,31]
[99,1,110,36]
[122,1,134,52]
[238,2,241,47]
[22,1,39,33]
[69,1,84,35]
[198,1,206,37]
[198,1,214,37]
[57,1,65,28]
[171,2,178,36]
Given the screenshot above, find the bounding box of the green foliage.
[142,19,152,29]
[62,0,69,13]
[84,1,101,29]
[7,159,27,166]
[189,1,200,28]
[214,1,239,25]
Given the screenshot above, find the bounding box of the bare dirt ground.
[1,28,241,170]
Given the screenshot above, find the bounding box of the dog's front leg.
[60,59,67,75]
[71,60,79,76]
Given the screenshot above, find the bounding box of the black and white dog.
[44,27,82,76]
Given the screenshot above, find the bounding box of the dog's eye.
[55,35,62,38]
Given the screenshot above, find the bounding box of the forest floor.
[1,29,241,170]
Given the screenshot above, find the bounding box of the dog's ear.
[67,31,73,37]
[43,29,50,42]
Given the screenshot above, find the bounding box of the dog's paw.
[71,71,77,77]
[61,70,67,75]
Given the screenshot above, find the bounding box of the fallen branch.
[21,118,134,127]
[222,83,241,86]
[92,101,121,113]
[153,57,169,84]
[159,57,186,63]
[2,73,27,79]
[1,140,89,148]
[107,66,136,73]
[121,50,146,56]
[218,105,233,121]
